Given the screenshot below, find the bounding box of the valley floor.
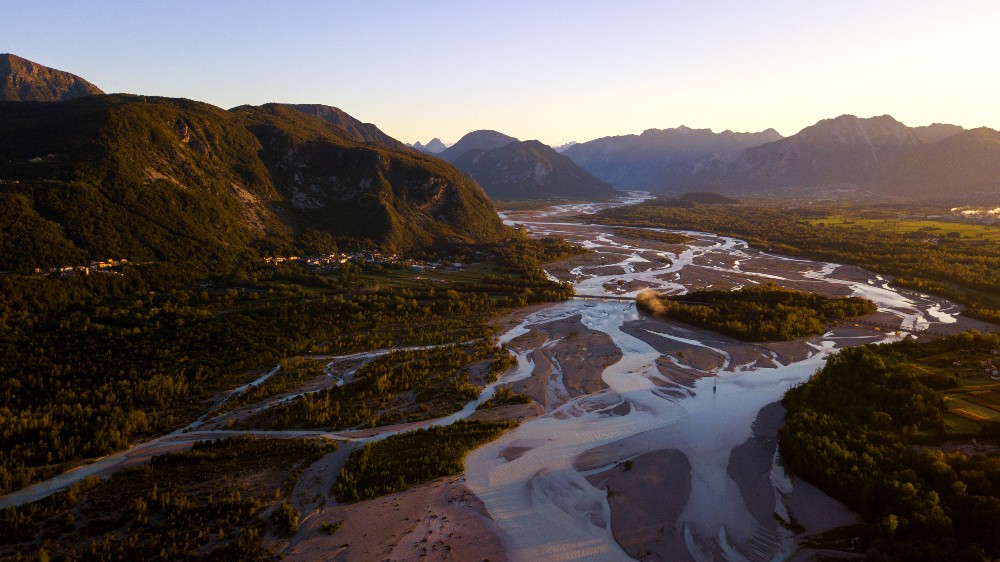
[4,195,995,561]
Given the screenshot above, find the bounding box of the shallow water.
[465,194,971,561]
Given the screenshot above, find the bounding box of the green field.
[811,215,1000,241]
[903,347,1000,435]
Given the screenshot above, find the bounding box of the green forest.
[333,421,515,503]
[0,236,576,496]
[595,200,1000,323]
[637,283,876,341]
[780,332,1000,560]
[0,436,334,562]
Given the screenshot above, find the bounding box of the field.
[811,215,1000,241]
[900,346,1000,435]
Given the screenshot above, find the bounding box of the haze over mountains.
[440,130,617,200]
[452,139,617,200]
[411,138,448,154]
[562,126,783,191]
[2,52,999,274]
[675,115,1000,201]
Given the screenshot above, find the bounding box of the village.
[36,259,132,277]
[262,251,465,274]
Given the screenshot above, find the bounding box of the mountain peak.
[452,138,616,200]
[1,53,104,102]
[287,103,409,151]
[438,130,518,163]
[412,137,448,154]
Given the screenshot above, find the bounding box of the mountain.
[877,127,1000,200]
[452,139,618,200]
[412,138,448,154]
[0,95,506,272]
[563,126,782,190]
[552,141,577,153]
[288,103,410,151]
[0,53,104,102]
[438,130,518,163]
[675,114,996,201]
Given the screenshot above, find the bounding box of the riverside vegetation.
[241,341,517,430]
[333,421,515,503]
[637,283,876,341]
[781,332,1000,560]
[595,199,1000,323]
[0,235,580,497]
[0,436,335,561]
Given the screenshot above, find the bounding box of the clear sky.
[3,1,998,145]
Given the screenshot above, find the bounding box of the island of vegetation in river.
[594,199,1000,323]
[780,331,1000,561]
[637,283,877,341]
[333,420,516,503]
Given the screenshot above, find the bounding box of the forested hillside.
[0,95,506,273]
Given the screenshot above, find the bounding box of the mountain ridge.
[0,53,104,102]
[0,94,506,271]
[438,130,519,163]
[452,139,618,200]
[563,125,782,190]
[673,114,997,200]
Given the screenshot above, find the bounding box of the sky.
[3,1,999,146]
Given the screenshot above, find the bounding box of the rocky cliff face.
[0,54,104,102]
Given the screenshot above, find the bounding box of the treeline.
[595,201,1000,323]
[0,237,575,495]
[246,342,515,430]
[0,436,334,561]
[333,421,515,503]
[780,333,1000,560]
[637,283,876,341]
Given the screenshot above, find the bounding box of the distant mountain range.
[563,126,783,190]
[675,115,1000,201]
[0,55,507,271]
[411,138,448,154]
[441,130,617,200]
[1,53,104,102]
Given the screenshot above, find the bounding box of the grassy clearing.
[811,215,1000,241]
[901,345,1000,436]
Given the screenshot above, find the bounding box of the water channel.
[463,194,983,561]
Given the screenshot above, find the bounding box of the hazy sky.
[4,1,998,145]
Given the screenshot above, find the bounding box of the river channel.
[464,195,989,561]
